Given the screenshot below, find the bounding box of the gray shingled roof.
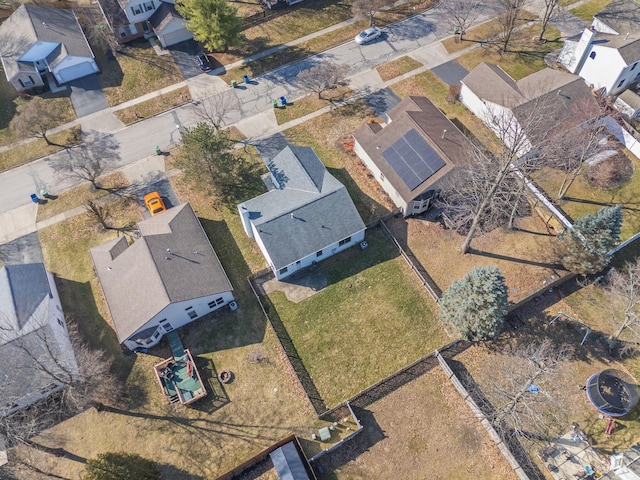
[240,146,366,271]
[148,2,183,32]
[619,89,640,109]
[594,0,640,36]
[90,203,233,343]
[0,264,76,412]
[352,96,471,204]
[0,4,93,82]
[462,64,599,144]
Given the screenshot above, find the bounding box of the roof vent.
[625,32,630,40]
[442,129,447,139]
[42,21,49,28]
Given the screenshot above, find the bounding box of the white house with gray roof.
[0,4,99,92]
[558,0,640,95]
[90,202,234,351]
[238,146,366,281]
[0,263,78,417]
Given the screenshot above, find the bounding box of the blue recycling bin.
[280,96,287,107]
[243,74,250,84]
[30,193,40,204]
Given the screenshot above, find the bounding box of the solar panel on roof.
[381,128,446,191]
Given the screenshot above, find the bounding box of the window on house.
[279,267,288,275]
[57,318,65,328]
[338,236,352,246]
[159,319,173,332]
[131,5,142,15]
[589,51,596,59]
[153,330,161,339]
[144,1,155,11]
[617,79,625,88]
[316,250,322,257]
[120,31,127,38]
[632,63,638,71]
[208,297,224,309]
[186,307,197,319]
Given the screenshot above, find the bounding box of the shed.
[269,441,313,480]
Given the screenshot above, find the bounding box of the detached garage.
[148,2,193,48]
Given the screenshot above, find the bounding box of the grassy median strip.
[0,126,82,173]
[376,56,423,81]
[114,87,192,125]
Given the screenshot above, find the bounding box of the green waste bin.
[231,79,238,88]
[454,26,461,34]
[272,99,278,108]
[155,146,162,155]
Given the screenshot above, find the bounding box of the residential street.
[0,0,585,240]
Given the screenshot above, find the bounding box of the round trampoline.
[586,369,640,417]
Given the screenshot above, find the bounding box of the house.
[237,146,366,281]
[607,445,640,479]
[97,0,192,46]
[615,89,640,118]
[0,4,99,92]
[0,263,78,417]
[90,202,234,351]
[147,2,194,48]
[459,63,599,155]
[558,0,640,95]
[352,96,471,217]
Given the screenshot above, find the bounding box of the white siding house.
[0,5,99,92]
[238,146,366,280]
[0,263,78,417]
[90,203,234,351]
[557,0,640,95]
[460,64,599,155]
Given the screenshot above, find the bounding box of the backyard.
[264,225,444,408]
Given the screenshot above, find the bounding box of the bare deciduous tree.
[50,131,120,190]
[296,60,350,100]
[606,259,640,351]
[351,0,394,26]
[541,99,606,199]
[437,94,556,253]
[497,0,525,53]
[76,6,121,57]
[491,340,574,438]
[192,90,241,130]
[538,0,560,42]
[440,0,484,40]
[9,97,68,146]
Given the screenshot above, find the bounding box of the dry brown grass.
[274,86,353,125]
[385,214,565,305]
[376,56,423,81]
[315,367,518,479]
[36,172,130,222]
[0,126,82,173]
[114,87,191,125]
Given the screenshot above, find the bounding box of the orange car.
[143,191,166,216]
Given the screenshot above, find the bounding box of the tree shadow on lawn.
[54,277,135,380]
[467,247,567,271]
[446,358,547,479]
[562,195,640,214]
[159,464,205,480]
[311,407,386,480]
[94,47,125,91]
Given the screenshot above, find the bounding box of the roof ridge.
[267,184,347,224]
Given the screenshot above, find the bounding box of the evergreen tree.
[559,205,622,275]
[176,0,242,52]
[83,452,160,480]
[439,265,508,341]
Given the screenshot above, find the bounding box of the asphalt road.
[0,1,504,217]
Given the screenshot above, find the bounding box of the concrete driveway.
[68,74,109,117]
[169,39,204,79]
[0,232,43,265]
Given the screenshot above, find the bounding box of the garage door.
[56,61,96,84]
[161,28,194,48]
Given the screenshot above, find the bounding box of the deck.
[153,332,207,406]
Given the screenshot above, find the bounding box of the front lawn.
[267,226,443,407]
[274,86,353,125]
[114,86,191,125]
[97,40,183,107]
[570,0,614,21]
[455,24,563,80]
[376,56,423,81]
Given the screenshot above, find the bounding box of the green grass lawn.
[114,86,191,125]
[570,0,614,21]
[532,149,640,241]
[455,24,563,80]
[97,40,183,107]
[266,226,444,407]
